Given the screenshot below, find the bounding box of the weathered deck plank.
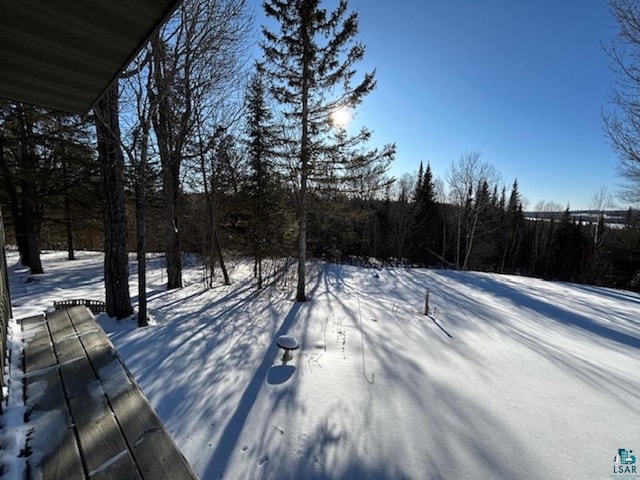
[22,315,85,480]
[111,386,198,480]
[60,353,140,479]
[22,315,56,374]
[25,372,84,480]
[21,306,199,479]
[67,307,199,480]
[46,309,141,479]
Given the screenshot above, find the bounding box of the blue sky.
[253,1,622,210]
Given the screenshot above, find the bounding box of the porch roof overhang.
[0,0,181,114]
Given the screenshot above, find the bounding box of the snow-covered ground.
[3,250,640,480]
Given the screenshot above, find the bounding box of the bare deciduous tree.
[120,48,157,327]
[446,152,499,269]
[149,0,251,289]
[390,173,414,260]
[94,82,134,319]
[605,0,640,203]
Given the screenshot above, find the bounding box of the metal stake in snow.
[424,288,430,316]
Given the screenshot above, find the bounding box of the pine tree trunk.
[6,107,44,273]
[255,170,263,289]
[62,157,75,261]
[24,232,43,274]
[17,176,43,273]
[94,83,133,319]
[296,116,309,301]
[296,19,311,303]
[3,188,43,273]
[296,207,307,302]
[0,138,21,265]
[65,212,75,261]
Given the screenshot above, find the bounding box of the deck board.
[69,307,198,480]
[25,370,85,480]
[48,309,140,478]
[22,315,85,480]
[59,350,140,478]
[21,306,199,479]
[22,315,56,374]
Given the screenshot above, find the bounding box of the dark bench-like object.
[21,306,199,479]
[53,299,107,314]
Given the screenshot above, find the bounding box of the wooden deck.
[21,306,199,480]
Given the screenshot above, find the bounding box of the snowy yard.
[3,250,640,479]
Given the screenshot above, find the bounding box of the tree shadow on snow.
[201,270,325,479]
[438,270,640,350]
[237,303,537,479]
[425,270,640,409]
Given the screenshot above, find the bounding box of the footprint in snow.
[258,455,269,466]
[241,446,248,452]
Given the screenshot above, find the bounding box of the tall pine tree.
[245,70,286,289]
[261,0,392,301]
[501,179,524,273]
[410,161,437,264]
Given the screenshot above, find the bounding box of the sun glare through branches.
[330,106,351,128]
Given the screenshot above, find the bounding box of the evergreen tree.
[261,0,392,301]
[464,179,492,270]
[614,208,640,289]
[410,161,437,264]
[413,162,424,204]
[542,208,586,282]
[245,70,284,288]
[0,102,98,273]
[377,185,394,261]
[501,179,524,272]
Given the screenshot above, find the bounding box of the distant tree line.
[3,106,640,293]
